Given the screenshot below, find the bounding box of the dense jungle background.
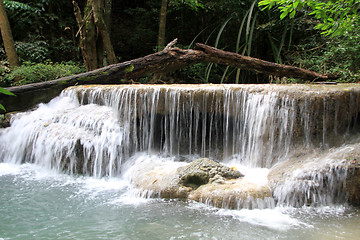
[0,0,359,87]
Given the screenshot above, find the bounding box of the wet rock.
[268,143,360,207]
[189,179,272,209]
[0,112,16,128]
[129,157,273,209]
[344,156,360,206]
[176,158,244,189]
[128,162,192,200]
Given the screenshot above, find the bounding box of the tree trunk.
[91,0,117,65]
[103,0,112,28]
[0,40,337,113]
[194,43,337,81]
[0,0,20,67]
[72,0,98,71]
[72,0,117,71]
[157,0,168,49]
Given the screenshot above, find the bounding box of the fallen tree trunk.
[195,43,337,81]
[0,39,337,113]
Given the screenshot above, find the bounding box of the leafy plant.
[3,0,36,13]
[170,0,205,11]
[285,26,360,82]
[258,0,360,36]
[0,87,15,112]
[259,0,360,82]
[15,40,50,63]
[2,61,84,86]
[201,0,262,84]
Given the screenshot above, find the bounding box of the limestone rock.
[188,178,272,209]
[344,155,360,206]
[176,158,244,189]
[128,157,274,209]
[268,142,360,206]
[127,161,191,200]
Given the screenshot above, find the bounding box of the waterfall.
[1,84,359,208]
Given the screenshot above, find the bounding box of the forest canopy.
[0,0,359,86]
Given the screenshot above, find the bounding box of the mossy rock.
[177,158,244,189]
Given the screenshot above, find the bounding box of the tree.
[72,0,117,71]
[156,0,204,50]
[157,0,168,49]
[259,0,360,36]
[0,0,19,67]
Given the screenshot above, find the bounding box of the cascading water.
[1,84,360,201]
[1,84,360,239]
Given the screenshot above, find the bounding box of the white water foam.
[0,163,20,176]
[121,153,187,183]
[186,201,305,231]
[216,208,306,230]
[225,159,270,186]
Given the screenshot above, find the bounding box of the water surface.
[1,162,359,240]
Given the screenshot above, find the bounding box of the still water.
[1,161,359,240]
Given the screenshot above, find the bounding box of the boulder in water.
[129,157,272,209]
[0,112,15,128]
[188,179,272,209]
[176,158,244,189]
[268,143,360,207]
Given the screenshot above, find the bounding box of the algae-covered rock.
[127,157,274,209]
[176,158,244,189]
[0,112,15,128]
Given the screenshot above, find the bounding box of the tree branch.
[0,40,338,112]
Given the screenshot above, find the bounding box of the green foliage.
[3,0,36,12]
[0,87,15,112]
[15,40,50,63]
[1,61,85,86]
[169,0,205,11]
[0,87,15,96]
[259,0,360,82]
[286,28,360,82]
[199,0,264,83]
[259,0,360,36]
[3,0,80,63]
[172,63,209,83]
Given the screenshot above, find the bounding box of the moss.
[76,75,98,82]
[124,64,134,73]
[61,80,68,85]
[77,76,88,82]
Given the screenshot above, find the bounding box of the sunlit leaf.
[0,104,5,112]
[289,10,296,18]
[280,11,288,20]
[0,88,15,96]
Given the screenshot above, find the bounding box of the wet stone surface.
[176,158,244,189]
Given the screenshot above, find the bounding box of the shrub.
[15,41,50,63]
[2,61,85,86]
[285,32,360,83]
